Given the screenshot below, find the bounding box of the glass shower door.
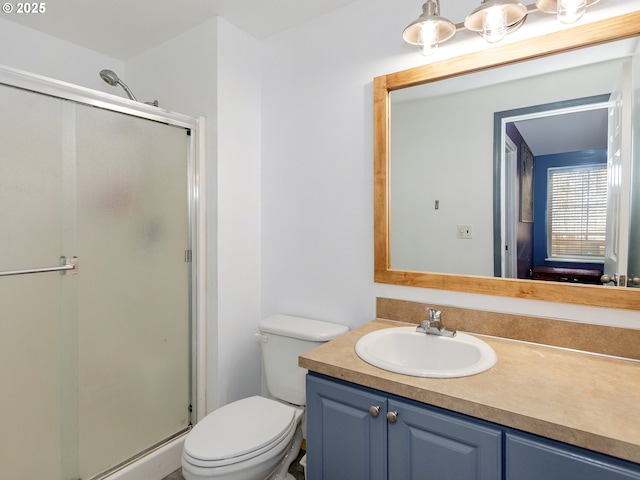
[0,82,193,479]
[0,85,70,479]
[75,104,191,478]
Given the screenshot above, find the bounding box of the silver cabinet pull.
[369,405,381,418]
[387,411,398,423]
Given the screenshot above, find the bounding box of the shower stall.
[0,66,203,479]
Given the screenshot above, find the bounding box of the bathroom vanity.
[300,318,640,480]
[325,11,640,479]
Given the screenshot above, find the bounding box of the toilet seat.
[183,396,296,468]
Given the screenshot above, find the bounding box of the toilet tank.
[258,314,348,406]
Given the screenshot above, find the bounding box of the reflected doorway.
[495,95,612,284]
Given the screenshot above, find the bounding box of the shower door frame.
[0,64,207,476]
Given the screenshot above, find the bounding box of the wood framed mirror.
[374,11,640,310]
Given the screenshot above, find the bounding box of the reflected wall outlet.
[457,225,472,239]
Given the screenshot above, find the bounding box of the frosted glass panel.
[0,86,64,269]
[0,82,192,479]
[0,86,65,478]
[75,106,190,477]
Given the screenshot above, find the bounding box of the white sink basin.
[355,326,497,378]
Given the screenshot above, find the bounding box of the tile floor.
[162,449,306,480]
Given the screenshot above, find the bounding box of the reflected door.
[604,61,632,286]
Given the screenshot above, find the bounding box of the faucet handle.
[419,308,456,337]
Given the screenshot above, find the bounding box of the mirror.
[374,11,640,310]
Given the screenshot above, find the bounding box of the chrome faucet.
[416,308,457,337]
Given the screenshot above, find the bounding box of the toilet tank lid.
[259,314,349,341]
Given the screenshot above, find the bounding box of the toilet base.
[268,427,303,480]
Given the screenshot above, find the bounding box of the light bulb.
[418,21,439,56]
[482,6,507,43]
[557,0,587,23]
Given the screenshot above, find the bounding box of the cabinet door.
[388,399,502,480]
[306,374,388,480]
[506,432,640,480]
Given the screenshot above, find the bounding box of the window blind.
[547,164,607,260]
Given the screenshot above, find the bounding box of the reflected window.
[547,164,607,261]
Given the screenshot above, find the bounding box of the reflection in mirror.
[389,38,639,284]
[495,95,609,284]
[374,12,640,310]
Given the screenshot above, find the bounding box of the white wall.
[126,19,218,118]
[213,18,263,410]
[261,0,640,331]
[261,1,381,326]
[0,17,123,93]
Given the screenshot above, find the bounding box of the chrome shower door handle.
[0,256,78,277]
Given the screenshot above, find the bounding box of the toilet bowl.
[182,396,303,480]
[181,315,348,480]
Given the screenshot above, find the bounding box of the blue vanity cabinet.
[388,398,502,480]
[306,375,640,479]
[306,373,388,480]
[505,431,640,480]
[306,373,502,480]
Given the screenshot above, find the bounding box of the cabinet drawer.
[506,432,640,480]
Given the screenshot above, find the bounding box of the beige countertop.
[299,319,640,464]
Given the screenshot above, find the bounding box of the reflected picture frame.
[520,143,534,223]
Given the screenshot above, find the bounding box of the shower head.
[99,69,119,86]
[98,69,159,107]
[99,69,138,102]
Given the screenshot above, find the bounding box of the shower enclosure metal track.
[0,256,78,277]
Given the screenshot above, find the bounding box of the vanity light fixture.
[402,0,456,56]
[403,0,602,54]
[464,0,528,43]
[535,0,600,24]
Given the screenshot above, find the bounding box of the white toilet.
[181,314,348,480]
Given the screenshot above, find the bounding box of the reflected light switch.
[457,225,472,239]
